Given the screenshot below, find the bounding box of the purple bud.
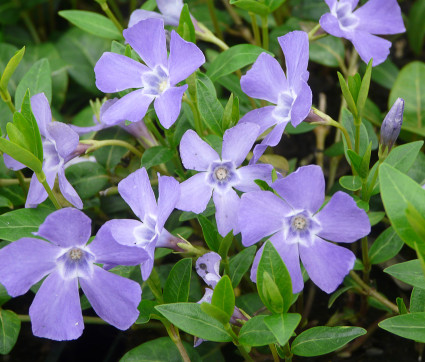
[380,98,404,151]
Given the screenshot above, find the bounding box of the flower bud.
[380,98,404,151]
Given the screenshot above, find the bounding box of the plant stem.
[183,96,204,136]
[36,172,62,209]
[17,314,108,324]
[95,0,123,33]
[207,0,223,40]
[80,139,143,158]
[282,343,292,362]
[361,236,371,284]
[0,88,16,113]
[0,177,31,187]
[249,12,261,47]
[269,343,280,362]
[349,271,398,314]
[166,324,191,362]
[307,23,321,41]
[224,323,254,361]
[261,15,269,50]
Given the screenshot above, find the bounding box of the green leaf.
[15,58,52,110]
[379,163,425,256]
[65,162,109,199]
[59,10,123,40]
[396,297,408,314]
[341,110,369,160]
[379,313,425,343]
[361,59,398,90]
[135,300,159,324]
[410,287,425,313]
[0,284,11,307]
[155,303,232,342]
[200,302,231,325]
[369,227,404,264]
[222,93,239,130]
[0,309,20,355]
[328,286,354,308]
[229,0,269,16]
[196,76,223,135]
[211,275,234,318]
[406,202,425,243]
[265,0,286,12]
[0,46,25,91]
[120,337,201,362]
[228,245,256,287]
[218,231,233,260]
[368,211,385,226]
[337,72,357,118]
[257,241,292,314]
[384,260,425,289]
[407,0,425,55]
[238,315,278,346]
[197,215,220,252]
[140,146,174,171]
[163,258,192,304]
[389,61,425,134]
[339,175,362,191]
[0,207,53,241]
[356,59,373,118]
[261,271,284,314]
[177,4,195,43]
[207,44,271,81]
[264,313,301,346]
[291,326,366,357]
[0,196,12,209]
[309,36,344,68]
[0,138,42,173]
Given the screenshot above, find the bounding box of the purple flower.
[176,123,273,236]
[320,0,405,66]
[129,0,184,27]
[194,252,245,347]
[239,31,312,164]
[239,165,370,294]
[4,93,83,209]
[0,208,144,340]
[71,98,157,149]
[380,97,404,151]
[100,167,180,280]
[94,18,205,129]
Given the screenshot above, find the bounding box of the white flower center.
[142,65,170,96]
[69,248,84,260]
[215,167,228,181]
[292,216,308,231]
[273,91,295,123]
[333,1,359,30]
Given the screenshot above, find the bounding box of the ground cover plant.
[0,0,425,361]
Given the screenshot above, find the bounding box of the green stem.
[145,117,167,146]
[166,324,191,362]
[15,170,29,194]
[17,314,108,324]
[282,343,292,362]
[0,88,16,113]
[261,15,269,50]
[207,0,223,40]
[361,236,370,284]
[20,12,41,44]
[36,171,61,209]
[0,177,31,187]
[307,23,321,41]
[80,139,143,158]
[107,0,124,23]
[224,324,254,361]
[95,0,123,33]
[183,96,204,136]
[269,343,280,362]
[147,268,164,304]
[354,117,361,154]
[249,12,261,47]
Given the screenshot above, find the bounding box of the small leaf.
[337,72,357,118]
[163,258,192,304]
[0,309,21,355]
[410,287,425,313]
[197,215,220,252]
[396,297,408,314]
[0,138,42,173]
[218,231,233,260]
[200,302,231,325]
[328,286,354,308]
[211,275,234,318]
[238,315,277,346]
[141,146,174,170]
[229,0,269,16]
[356,59,373,118]
[339,175,362,191]
[261,271,284,314]
[0,46,25,92]
[135,300,159,324]
[228,246,256,288]
[264,313,301,346]
[197,76,223,135]
[384,260,425,289]
[177,4,195,43]
[369,227,404,264]
[379,313,425,343]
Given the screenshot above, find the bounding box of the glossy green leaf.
[177,4,195,43]
[163,258,192,304]
[229,0,269,16]
[369,227,404,264]
[291,326,366,357]
[238,315,278,346]
[65,162,109,199]
[356,59,372,118]
[135,300,159,324]
[222,93,239,130]
[197,215,220,252]
[410,287,425,313]
[328,286,354,308]
[339,175,362,191]
[396,297,408,314]
[338,73,357,118]
[140,146,174,171]
[228,245,256,287]
[407,0,425,55]
[0,46,24,91]
[59,10,123,40]
[406,202,425,243]
[309,36,344,67]
[0,285,11,307]
[200,302,231,325]
[379,313,425,343]
[155,303,232,342]
[384,260,425,289]
[211,275,234,318]
[0,309,20,355]
[0,138,42,173]
[196,76,223,135]
[218,231,233,260]
[264,313,301,346]
[261,271,284,314]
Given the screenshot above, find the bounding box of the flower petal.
[168,31,205,86]
[101,219,141,246]
[235,164,273,193]
[213,188,240,236]
[94,52,148,93]
[176,173,212,213]
[222,123,260,167]
[272,165,325,213]
[351,29,392,66]
[3,154,25,171]
[299,236,355,293]
[30,271,83,340]
[241,53,287,103]
[250,121,286,165]
[239,190,291,247]
[157,175,180,231]
[319,13,347,39]
[123,18,167,70]
[25,169,56,208]
[36,208,91,247]
[179,130,220,171]
[355,0,405,35]
[196,252,221,288]
[101,89,154,125]
[154,85,187,129]
[0,238,58,297]
[316,191,370,243]
[157,0,183,21]
[290,80,312,127]
[31,93,51,138]
[128,9,164,28]
[239,106,276,135]
[118,167,158,221]
[58,167,83,209]
[47,122,79,159]
[80,265,141,330]
[140,242,155,280]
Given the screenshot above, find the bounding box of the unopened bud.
[380,98,404,151]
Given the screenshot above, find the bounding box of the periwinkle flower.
[0,208,144,340]
[4,93,83,209]
[99,167,180,280]
[94,18,205,129]
[129,0,184,27]
[239,31,312,164]
[380,97,404,151]
[176,123,273,236]
[239,165,370,294]
[320,0,405,66]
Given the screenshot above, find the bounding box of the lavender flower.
[239,165,370,294]
[0,208,144,340]
[194,252,245,347]
[320,0,405,66]
[176,123,273,236]
[4,93,83,208]
[380,98,404,151]
[239,31,312,164]
[94,18,205,129]
[129,0,184,27]
[99,167,180,280]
